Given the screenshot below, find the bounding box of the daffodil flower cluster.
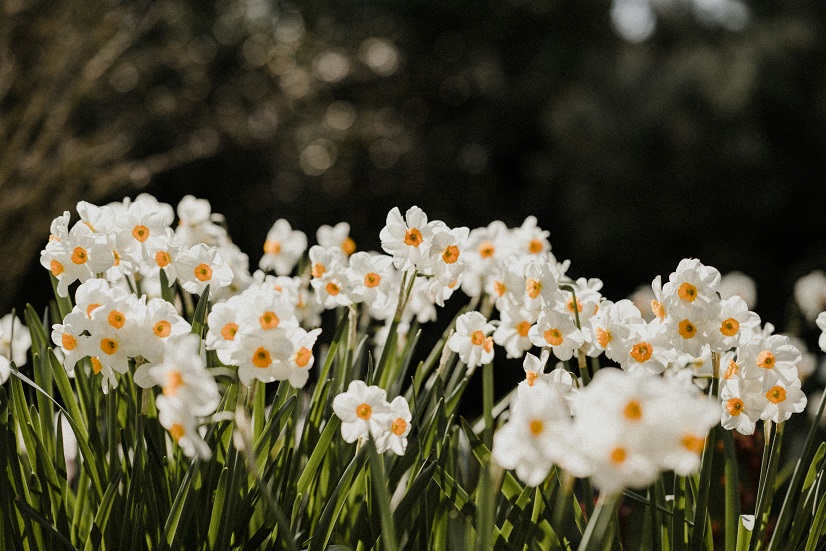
[51,278,192,392]
[332,380,412,455]
[493,358,719,493]
[204,276,322,388]
[41,195,244,301]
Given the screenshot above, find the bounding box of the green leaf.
[307,445,368,551]
[432,463,476,518]
[190,285,210,338]
[159,269,175,304]
[296,416,340,496]
[207,467,229,550]
[804,492,826,551]
[14,496,75,550]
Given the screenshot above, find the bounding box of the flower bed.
[0,196,824,550]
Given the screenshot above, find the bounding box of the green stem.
[722,429,740,551]
[752,422,784,550]
[578,493,619,551]
[483,361,494,448]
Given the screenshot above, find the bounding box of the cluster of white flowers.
[41,195,244,301]
[493,361,719,493]
[205,276,321,388]
[31,198,826,468]
[332,380,412,455]
[51,278,192,392]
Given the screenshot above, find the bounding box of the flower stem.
[578,493,619,551]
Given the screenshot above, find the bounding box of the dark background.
[5,0,826,336]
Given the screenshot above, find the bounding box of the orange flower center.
[610,447,627,465]
[766,386,786,404]
[86,303,101,318]
[678,319,697,339]
[544,328,563,346]
[156,251,171,268]
[757,350,775,369]
[62,333,77,351]
[651,300,666,320]
[132,225,150,242]
[326,282,341,296]
[356,403,372,420]
[404,228,423,247]
[624,400,643,421]
[259,311,280,330]
[154,320,172,338]
[471,330,486,346]
[529,419,544,435]
[442,245,460,264]
[596,327,611,348]
[50,260,64,277]
[169,423,185,442]
[252,347,272,368]
[108,310,126,329]
[221,322,238,341]
[194,263,212,282]
[630,342,652,363]
[720,318,739,337]
[681,434,705,454]
[526,278,541,299]
[100,338,118,355]
[364,272,381,288]
[263,239,281,255]
[483,336,493,353]
[91,357,103,374]
[295,347,313,368]
[478,241,495,258]
[678,282,698,302]
[516,321,531,337]
[71,247,88,264]
[342,237,356,255]
[726,398,744,416]
[724,360,739,380]
[391,417,407,436]
[526,371,538,386]
[312,263,326,279]
[566,297,583,313]
[528,238,544,254]
[493,280,506,297]
[164,371,184,396]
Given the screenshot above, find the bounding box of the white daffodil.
[332,380,391,443]
[379,206,439,272]
[176,244,234,295]
[493,299,537,359]
[492,382,572,486]
[136,298,191,363]
[374,396,412,456]
[260,219,308,275]
[317,222,356,256]
[346,252,397,312]
[233,329,293,386]
[528,307,584,362]
[447,311,495,369]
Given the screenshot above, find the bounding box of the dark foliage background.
[5,0,826,335]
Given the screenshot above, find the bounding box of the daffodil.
[332,380,391,443]
[260,219,308,275]
[447,311,495,369]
